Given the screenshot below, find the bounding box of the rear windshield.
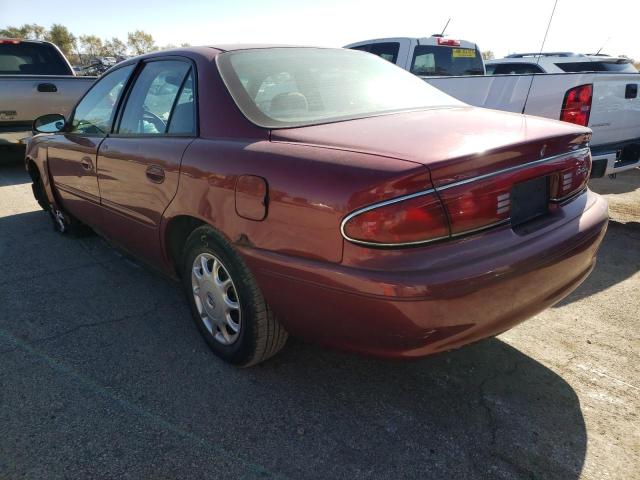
[0,42,71,75]
[555,61,638,73]
[410,45,484,76]
[217,48,463,129]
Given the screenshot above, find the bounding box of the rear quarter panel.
[162,138,430,265]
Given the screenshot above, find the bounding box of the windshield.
[410,45,484,77]
[217,48,463,129]
[0,42,71,75]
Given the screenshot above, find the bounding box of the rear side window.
[349,42,400,63]
[488,63,545,75]
[555,61,639,73]
[0,42,72,75]
[118,60,191,135]
[167,71,196,135]
[410,45,484,76]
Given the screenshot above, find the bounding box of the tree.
[104,37,128,58]
[482,50,495,61]
[0,25,29,39]
[78,35,105,57]
[45,24,76,57]
[127,30,156,55]
[0,23,46,39]
[27,23,46,40]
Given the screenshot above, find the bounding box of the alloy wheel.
[191,253,242,345]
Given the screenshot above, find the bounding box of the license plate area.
[510,176,549,227]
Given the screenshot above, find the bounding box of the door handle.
[80,157,93,171]
[145,165,165,183]
[37,83,58,93]
[625,84,638,99]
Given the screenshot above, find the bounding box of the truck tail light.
[437,38,461,47]
[342,193,449,246]
[0,39,21,44]
[560,84,592,126]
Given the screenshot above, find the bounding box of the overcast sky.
[2,0,639,60]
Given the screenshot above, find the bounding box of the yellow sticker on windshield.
[452,48,476,58]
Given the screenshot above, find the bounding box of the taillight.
[0,39,20,44]
[560,84,592,126]
[551,150,591,200]
[343,148,591,247]
[341,192,449,246]
[437,177,513,235]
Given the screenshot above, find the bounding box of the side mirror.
[33,114,66,134]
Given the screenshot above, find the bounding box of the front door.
[47,64,135,223]
[95,59,196,265]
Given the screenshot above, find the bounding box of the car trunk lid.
[271,107,591,187]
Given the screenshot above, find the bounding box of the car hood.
[270,107,592,186]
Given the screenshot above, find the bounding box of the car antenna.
[595,37,611,55]
[521,0,558,114]
[440,18,451,37]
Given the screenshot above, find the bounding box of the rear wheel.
[182,226,288,366]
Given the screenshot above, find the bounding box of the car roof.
[209,44,315,52]
[488,53,627,63]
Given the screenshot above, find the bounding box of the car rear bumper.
[240,190,609,359]
[591,139,640,177]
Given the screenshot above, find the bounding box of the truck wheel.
[182,226,288,367]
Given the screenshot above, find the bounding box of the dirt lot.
[0,154,638,479]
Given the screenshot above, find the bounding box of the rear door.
[95,58,196,265]
[46,64,134,223]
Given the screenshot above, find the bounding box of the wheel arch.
[163,214,208,277]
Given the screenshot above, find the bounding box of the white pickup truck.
[346,37,640,177]
[0,39,95,147]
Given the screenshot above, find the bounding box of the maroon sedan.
[26,45,608,366]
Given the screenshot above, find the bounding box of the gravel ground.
[0,154,638,480]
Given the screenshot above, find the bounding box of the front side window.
[118,60,191,135]
[410,45,484,76]
[218,48,463,129]
[70,64,134,135]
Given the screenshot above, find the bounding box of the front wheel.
[182,226,288,366]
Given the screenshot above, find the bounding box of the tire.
[32,176,91,236]
[182,226,288,366]
[31,177,50,212]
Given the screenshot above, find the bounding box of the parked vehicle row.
[0,39,95,146]
[346,37,640,177]
[25,45,608,366]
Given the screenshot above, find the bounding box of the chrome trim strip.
[434,147,590,192]
[340,147,590,248]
